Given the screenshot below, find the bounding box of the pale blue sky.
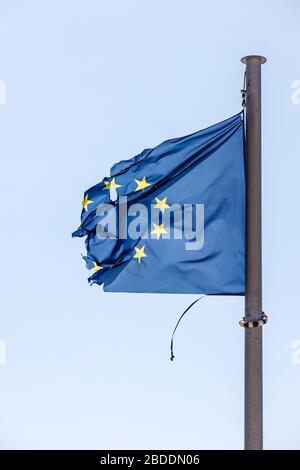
[0,0,299,450]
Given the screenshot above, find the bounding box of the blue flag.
[73,113,245,294]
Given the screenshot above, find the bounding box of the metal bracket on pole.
[241,89,247,108]
[239,313,268,329]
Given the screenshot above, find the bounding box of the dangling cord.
[170,295,206,361]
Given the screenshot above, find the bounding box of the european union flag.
[73,113,245,294]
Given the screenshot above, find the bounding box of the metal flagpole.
[240,55,267,450]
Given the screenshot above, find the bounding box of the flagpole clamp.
[241,70,247,108]
[239,312,268,328]
[241,89,247,108]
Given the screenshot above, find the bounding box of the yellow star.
[154,196,170,213]
[134,177,151,192]
[82,194,93,211]
[102,178,122,190]
[92,261,103,272]
[102,180,111,190]
[133,245,147,263]
[111,177,122,189]
[151,223,168,240]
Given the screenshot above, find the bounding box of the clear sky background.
[0,0,299,450]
